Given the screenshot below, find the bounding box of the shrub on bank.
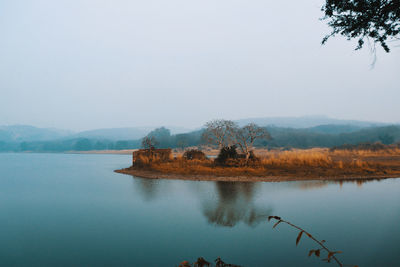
[215,146,260,166]
[183,149,207,160]
[215,146,239,165]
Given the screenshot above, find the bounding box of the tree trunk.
[245,151,250,164]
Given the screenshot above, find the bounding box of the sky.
[0,0,399,131]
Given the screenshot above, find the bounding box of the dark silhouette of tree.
[147,127,171,148]
[74,138,92,151]
[20,141,29,151]
[183,149,207,160]
[215,145,239,165]
[141,136,158,149]
[321,0,400,52]
[379,133,395,144]
[176,135,189,150]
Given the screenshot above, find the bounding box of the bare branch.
[141,136,158,149]
[268,216,347,267]
[202,120,237,149]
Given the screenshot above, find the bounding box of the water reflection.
[202,182,273,227]
[335,178,383,188]
[131,177,160,201]
[130,177,273,227]
[129,176,392,228]
[294,178,385,191]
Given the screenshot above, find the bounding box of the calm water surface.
[1,153,399,266]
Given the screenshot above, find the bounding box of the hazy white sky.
[0,0,399,131]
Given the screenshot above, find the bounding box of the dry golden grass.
[260,150,333,167]
[331,147,400,157]
[125,147,400,179]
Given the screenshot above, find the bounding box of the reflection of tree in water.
[295,178,380,191]
[337,178,379,188]
[202,182,273,227]
[132,177,160,201]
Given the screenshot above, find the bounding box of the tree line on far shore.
[1,122,400,153]
[140,122,400,151]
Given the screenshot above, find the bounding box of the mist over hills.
[306,124,364,134]
[236,115,388,128]
[72,126,193,141]
[0,125,193,142]
[70,127,153,141]
[1,116,399,152]
[0,125,72,142]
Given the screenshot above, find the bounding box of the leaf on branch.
[296,231,304,246]
[321,240,326,243]
[306,233,312,238]
[273,220,282,228]
[315,249,320,257]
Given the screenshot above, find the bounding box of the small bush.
[183,149,207,160]
[215,145,238,165]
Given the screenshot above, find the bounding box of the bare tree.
[141,136,158,149]
[203,120,271,160]
[202,119,237,149]
[231,123,272,160]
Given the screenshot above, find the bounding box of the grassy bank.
[115,148,400,181]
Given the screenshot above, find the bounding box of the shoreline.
[114,168,399,182]
[65,150,136,155]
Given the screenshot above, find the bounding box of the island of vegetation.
[115,120,400,182]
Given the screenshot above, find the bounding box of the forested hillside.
[1,124,399,152]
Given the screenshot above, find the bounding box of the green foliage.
[147,127,171,148]
[1,125,399,153]
[1,138,139,152]
[176,134,189,150]
[378,133,395,144]
[263,125,400,149]
[75,138,92,151]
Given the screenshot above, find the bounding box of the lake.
[1,153,399,266]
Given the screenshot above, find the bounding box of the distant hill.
[306,124,364,134]
[0,125,194,143]
[1,118,399,152]
[0,125,72,142]
[71,127,151,141]
[70,126,193,141]
[263,125,400,148]
[1,123,400,152]
[236,115,389,128]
